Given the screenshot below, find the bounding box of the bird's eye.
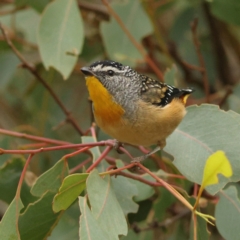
[107,70,114,76]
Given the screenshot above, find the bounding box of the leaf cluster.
[0,0,240,240]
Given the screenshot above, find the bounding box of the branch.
[101,0,164,82]
[69,157,92,174]
[116,171,162,187]
[0,140,113,155]
[202,2,231,85]
[167,41,206,89]
[136,162,193,210]
[0,23,84,135]
[0,128,70,145]
[191,18,210,103]
[15,153,34,238]
[86,145,112,172]
[218,86,233,107]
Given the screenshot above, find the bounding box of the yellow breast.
[85,76,125,125]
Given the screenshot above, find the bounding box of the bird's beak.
[81,67,94,77]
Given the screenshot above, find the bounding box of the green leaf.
[31,159,69,197]
[215,186,240,240]
[48,202,79,240]
[79,196,111,240]
[115,160,154,202]
[53,173,88,212]
[163,65,178,86]
[130,174,155,202]
[87,170,128,239]
[0,198,23,240]
[38,0,84,79]
[0,158,35,205]
[0,52,20,89]
[111,175,138,216]
[227,83,240,113]
[19,191,61,240]
[210,0,240,26]
[100,1,153,67]
[169,7,217,88]
[167,221,189,240]
[164,104,240,194]
[0,8,40,43]
[121,229,153,240]
[15,0,50,12]
[153,188,176,222]
[81,136,101,161]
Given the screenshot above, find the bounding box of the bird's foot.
[113,140,125,154]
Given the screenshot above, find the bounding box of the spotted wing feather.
[140,75,192,107]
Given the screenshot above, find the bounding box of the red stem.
[15,154,34,238]
[0,128,70,145]
[86,145,113,173]
[0,141,114,155]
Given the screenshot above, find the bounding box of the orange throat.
[85,76,124,124]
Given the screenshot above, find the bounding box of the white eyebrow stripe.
[101,66,124,72]
[91,64,103,71]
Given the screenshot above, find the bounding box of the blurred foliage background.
[0,0,240,239]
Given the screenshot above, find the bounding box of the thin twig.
[101,0,164,82]
[138,146,165,170]
[106,162,187,194]
[0,23,84,135]
[19,142,48,149]
[218,87,233,107]
[15,154,34,239]
[134,208,190,232]
[191,18,210,102]
[169,41,205,72]
[69,157,92,174]
[0,128,70,145]
[86,145,112,172]
[168,41,204,89]
[0,140,113,155]
[63,146,91,160]
[203,2,230,85]
[136,162,193,210]
[116,171,162,187]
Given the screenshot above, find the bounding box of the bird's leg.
[131,146,161,162]
[131,140,166,162]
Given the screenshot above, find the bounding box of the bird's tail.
[179,88,195,105]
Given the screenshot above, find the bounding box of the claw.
[113,140,125,154]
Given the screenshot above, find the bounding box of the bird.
[81,60,194,161]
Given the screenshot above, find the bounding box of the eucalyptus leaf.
[165,104,240,194]
[0,198,23,240]
[215,186,240,240]
[31,159,69,197]
[38,0,84,79]
[19,192,61,240]
[100,0,153,67]
[87,170,128,239]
